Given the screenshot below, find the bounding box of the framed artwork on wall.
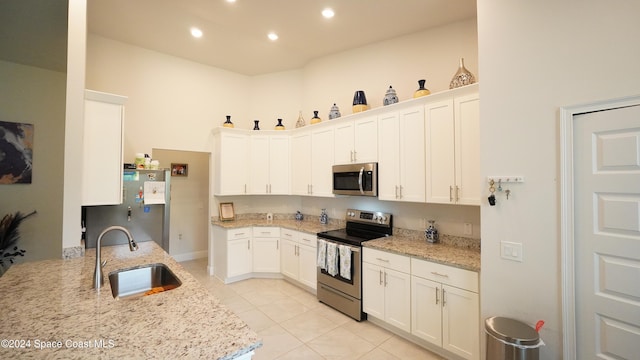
[0,121,34,184]
[171,163,188,176]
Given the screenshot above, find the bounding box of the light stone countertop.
[212,218,344,235]
[212,218,480,272]
[364,235,481,272]
[0,241,260,359]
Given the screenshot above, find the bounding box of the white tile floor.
[180,258,444,360]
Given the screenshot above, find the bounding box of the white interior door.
[573,104,640,359]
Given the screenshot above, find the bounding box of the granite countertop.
[0,241,260,359]
[212,217,480,272]
[364,235,481,272]
[212,218,343,235]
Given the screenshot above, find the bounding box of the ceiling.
[0,0,477,76]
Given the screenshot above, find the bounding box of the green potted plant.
[0,210,36,276]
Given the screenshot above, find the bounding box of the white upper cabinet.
[248,134,290,194]
[291,124,335,197]
[82,90,127,206]
[425,88,480,205]
[378,106,426,202]
[214,129,248,195]
[290,129,312,196]
[334,115,378,165]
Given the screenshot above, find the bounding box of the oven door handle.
[318,238,360,253]
[358,166,364,194]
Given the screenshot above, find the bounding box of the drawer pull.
[284,233,293,237]
[235,233,245,236]
[431,271,449,278]
[376,257,390,262]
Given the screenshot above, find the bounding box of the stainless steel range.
[316,209,392,321]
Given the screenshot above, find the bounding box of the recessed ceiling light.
[322,8,335,19]
[267,32,278,41]
[226,0,236,3]
[190,27,203,38]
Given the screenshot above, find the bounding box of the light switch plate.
[501,241,523,262]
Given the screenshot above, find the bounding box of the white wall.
[301,19,478,119]
[478,1,640,358]
[87,35,306,161]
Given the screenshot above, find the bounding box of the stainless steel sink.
[108,263,181,299]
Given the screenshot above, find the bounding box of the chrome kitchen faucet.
[93,226,138,289]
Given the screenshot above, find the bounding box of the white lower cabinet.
[362,248,411,332]
[411,258,479,360]
[252,227,280,273]
[212,227,252,282]
[212,226,281,283]
[280,229,317,289]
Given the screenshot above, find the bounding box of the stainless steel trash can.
[485,317,541,360]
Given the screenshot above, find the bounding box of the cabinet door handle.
[449,186,453,202]
[353,150,357,162]
[399,185,403,199]
[266,184,269,193]
[395,185,398,199]
[247,240,250,250]
[244,184,247,194]
[455,185,460,202]
[384,271,388,287]
[431,271,449,278]
[435,287,439,305]
[442,288,446,307]
[379,270,383,285]
[276,240,279,250]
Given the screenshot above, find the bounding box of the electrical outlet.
[266,213,273,222]
[463,223,473,236]
[501,241,523,262]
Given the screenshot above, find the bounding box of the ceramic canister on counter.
[425,220,439,243]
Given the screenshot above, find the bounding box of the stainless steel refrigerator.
[83,169,170,250]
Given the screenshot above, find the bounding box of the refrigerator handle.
[127,206,132,222]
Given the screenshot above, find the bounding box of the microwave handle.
[358,167,364,194]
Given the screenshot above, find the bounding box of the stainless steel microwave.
[332,163,378,196]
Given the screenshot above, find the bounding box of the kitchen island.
[0,241,261,359]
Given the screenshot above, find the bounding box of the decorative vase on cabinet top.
[449,57,476,89]
[295,111,306,128]
[223,115,234,128]
[275,118,285,130]
[352,90,368,113]
[413,79,431,98]
[311,110,322,124]
[383,86,399,106]
[328,103,341,120]
[253,120,260,130]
